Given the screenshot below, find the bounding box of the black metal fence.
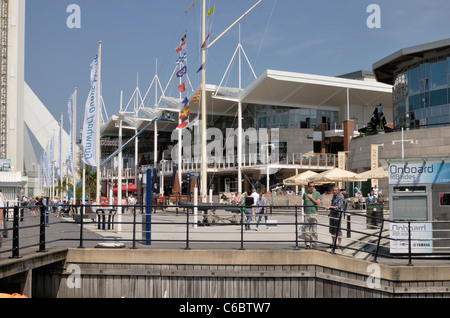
[0,203,449,266]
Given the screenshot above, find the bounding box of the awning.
[307,167,367,183]
[112,184,137,193]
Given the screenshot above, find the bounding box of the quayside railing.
[0,203,449,266]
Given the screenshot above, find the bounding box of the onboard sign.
[389,161,450,184]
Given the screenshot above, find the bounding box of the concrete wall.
[348,126,450,173]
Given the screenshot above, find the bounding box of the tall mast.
[200,0,207,202]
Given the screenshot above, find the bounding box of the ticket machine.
[388,158,450,253]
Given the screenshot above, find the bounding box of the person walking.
[326,186,345,250]
[127,194,136,213]
[250,189,259,216]
[255,191,269,231]
[239,191,254,230]
[302,182,321,249]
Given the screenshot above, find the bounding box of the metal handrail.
[1,203,450,266]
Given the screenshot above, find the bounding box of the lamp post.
[261,143,274,192]
[194,0,263,202]
[117,92,125,231]
[392,127,416,159]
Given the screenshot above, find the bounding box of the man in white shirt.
[250,189,260,214]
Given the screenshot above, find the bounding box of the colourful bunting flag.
[197,63,205,73]
[175,33,187,53]
[192,90,201,103]
[207,4,215,18]
[201,33,210,49]
[176,53,187,65]
[177,65,187,77]
[180,105,190,120]
[178,82,186,93]
[187,116,199,129]
[176,120,189,130]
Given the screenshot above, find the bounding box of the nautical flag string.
[176,52,187,65]
[192,90,201,103]
[180,105,190,120]
[197,63,205,73]
[176,120,189,130]
[201,33,210,49]
[207,4,215,18]
[176,65,187,77]
[175,32,187,53]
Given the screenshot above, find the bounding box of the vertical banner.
[81,51,100,167]
[371,144,379,187]
[43,145,48,188]
[50,134,54,187]
[338,151,346,189]
[67,91,75,175]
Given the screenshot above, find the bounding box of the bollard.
[37,205,47,252]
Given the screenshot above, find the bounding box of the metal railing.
[0,203,449,266]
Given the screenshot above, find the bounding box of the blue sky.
[25,0,450,139]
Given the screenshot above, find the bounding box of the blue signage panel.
[389,161,450,184]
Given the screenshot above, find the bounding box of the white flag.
[81,51,100,166]
[43,146,48,188]
[67,91,75,175]
[59,114,63,179]
[49,135,54,187]
[187,116,199,129]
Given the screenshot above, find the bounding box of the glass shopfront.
[394,57,450,129]
[243,104,339,130]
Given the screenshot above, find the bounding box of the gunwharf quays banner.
[81,52,100,167]
[67,91,75,175]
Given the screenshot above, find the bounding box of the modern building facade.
[349,38,450,198]
[373,38,450,130]
[100,69,393,196]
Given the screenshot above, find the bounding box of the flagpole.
[73,87,77,204]
[96,41,102,205]
[199,0,262,202]
[118,90,123,231]
[200,0,207,202]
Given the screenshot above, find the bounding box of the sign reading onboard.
[390,222,433,253]
[388,161,450,184]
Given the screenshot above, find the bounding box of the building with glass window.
[101,69,393,195]
[373,38,450,129]
[348,38,450,198]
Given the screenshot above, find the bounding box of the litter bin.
[366,203,383,229]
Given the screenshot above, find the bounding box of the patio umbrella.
[307,167,367,183]
[283,170,318,186]
[356,166,388,180]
